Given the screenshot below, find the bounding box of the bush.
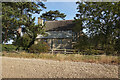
[29,41,50,53]
[13,34,32,50]
[0,44,2,52]
[73,35,89,51]
[82,49,104,55]
[114,39,120,55]
[2,44,17,51]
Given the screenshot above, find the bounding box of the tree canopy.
[2,2,46,43]
[74,2,120,55]
[40,10,66,21]
[2,2,47,51]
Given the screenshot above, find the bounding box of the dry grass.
[2,51,119,65]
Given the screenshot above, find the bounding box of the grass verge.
[2,51,119,65]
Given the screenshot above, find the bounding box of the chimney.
[38,17,43,26]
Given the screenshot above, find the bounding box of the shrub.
[13,34,32,50]
[29,41,50,53]
[114,39,120,55]
[0,44,1,52]
[82,49,104,55]
[20,34,32,50]
[2,44,17,51]
[73,35,89,51]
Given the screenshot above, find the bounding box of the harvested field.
[1,57,118,78]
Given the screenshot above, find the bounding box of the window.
[58,39,62,44]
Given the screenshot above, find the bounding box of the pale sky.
[32,2,77,24]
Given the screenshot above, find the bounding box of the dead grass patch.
[2,51,118,65]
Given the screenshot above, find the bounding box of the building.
[36,18,78,49]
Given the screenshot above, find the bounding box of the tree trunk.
[27,37,36,49]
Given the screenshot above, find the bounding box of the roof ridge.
[46,20,74,22]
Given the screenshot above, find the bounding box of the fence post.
[52,49,53,54]
[64,49,66,54]
[78,51,79,54]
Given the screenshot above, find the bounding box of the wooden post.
[52,49,53,54]
[64,49,66,54]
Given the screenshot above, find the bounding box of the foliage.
[13,34,32,50]
[29,41,50,53]
[2,44,17,51]
[2,2,47,51]
[25,22,46,49]
[83,49,104,55]
[40,10,66,21]
[114,38,120,55]
[73,34,89,51]
[2,2,46,43]
[74,2,120,55]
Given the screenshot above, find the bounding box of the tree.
[2,2,46,43]
[13,19,46,51]
[13,34,32,50]
[40,10,66,21]
[74,34,89,52]
[24,18,46,49]
[74,2,120,55]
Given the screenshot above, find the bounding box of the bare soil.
[1,57,118,78]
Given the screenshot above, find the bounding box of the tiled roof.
[36,31,73,39]
[45,20,75,31]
